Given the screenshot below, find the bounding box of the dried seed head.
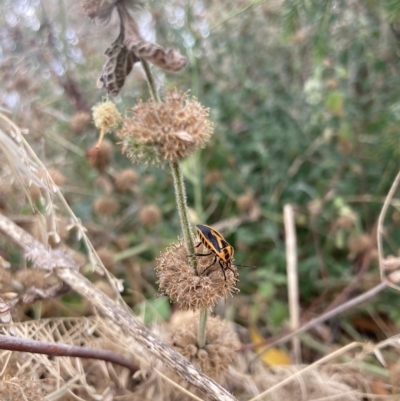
[169,315,240,380]
[115,168,138,192]
[71,111,91,133]
[155,238,239,311]
[347,234,370,254]
[115,235,130,250]
[93,196,120,216]
[118,90,213,164]
[87,139,113,173]
[237,193,255,214]
[96,247,116,272]
[47,168,67,187]
[93,100,122,131]
[139,204,162,226]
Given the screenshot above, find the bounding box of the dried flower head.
[93,100,122,131]
[71,111,91,133]
[347,234,370,254]
[156,238,238,311]
[237,193,255,214]
[118,90,213,164]
[115,168,138,192]
[139,204,162,226]
[87,139,113,173]
[93,196,120,216]
[92,100,122,148]
[169,315,240,380]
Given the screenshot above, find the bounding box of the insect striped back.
[195,224,235,281]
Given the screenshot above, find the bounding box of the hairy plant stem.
[141,59,160,102]
[140,59,207,347]
[170,160,197,270]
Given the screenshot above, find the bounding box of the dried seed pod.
[169,315,240,380]
[347,234,370,254]
[114,168,138,192]
[87,139,113,173]
[93,196,120,216]
[118,90,213,164]
[71,111,91,133]
[156,238,238,311]
[139,204,161,226]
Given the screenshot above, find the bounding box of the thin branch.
[244,281,388,358]
[0,213,237,401]
[283,204,301,364]
[0,335,140,373]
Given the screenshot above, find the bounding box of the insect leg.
[218,260,227,281]
[201,255,217,275]
[194,252,213,257]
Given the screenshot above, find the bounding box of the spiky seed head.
[237,193,255,214]
[115,235,130,250]
[92,100,122,131]
[87,139,113,173]
[139,204,162,226]
[347,234,370,254]
[169,315,240,380]
[155,238,239,311]
[93,196,120,216]
[71,111,91,133]
[118,90,213,164]
[114,168,138,192]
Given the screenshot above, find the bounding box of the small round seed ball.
[87,139,113,173]
[139,204,162,227]
[347,234,370,254]
[237,193,256,214]
[93,196,120,216]
[71,111,91,133]
[114,168,138,193]
[156,238,239,311]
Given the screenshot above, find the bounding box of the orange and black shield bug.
[195,224,254,281]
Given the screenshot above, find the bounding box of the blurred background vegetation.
[1,0,400,363]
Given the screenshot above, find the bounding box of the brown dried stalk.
[0,335,139,373]
[0,213,237,401]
